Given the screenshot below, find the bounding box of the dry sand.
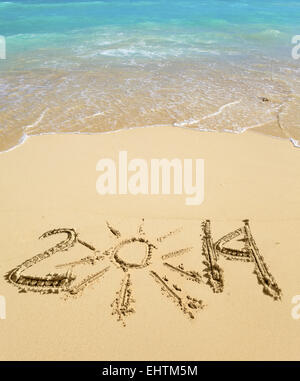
[0,126,299,361]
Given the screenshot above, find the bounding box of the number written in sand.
[5,219,282,325]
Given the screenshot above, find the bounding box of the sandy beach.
[0,126,299,361]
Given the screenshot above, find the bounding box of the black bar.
[0,361,299,378]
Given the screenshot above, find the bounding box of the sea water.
[0,0,299,151]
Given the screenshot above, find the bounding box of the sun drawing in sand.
[5,220,204,325]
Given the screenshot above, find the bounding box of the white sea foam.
[290,138,300,148]
[0,133,29,155]
[200,100,241,121]
[25,108,49,131]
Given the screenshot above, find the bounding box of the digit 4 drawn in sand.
[202,219,281,300]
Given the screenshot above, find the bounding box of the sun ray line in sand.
[77,238,97,251]
[106,221,121,238]
[69,266,110,296]
[137,218,146,236]
[161,247,193,260]
[163,262,203,284]
[156,227,182,243]
[150,270,205,319]
[55,254,105,269]
[111,273,135,326]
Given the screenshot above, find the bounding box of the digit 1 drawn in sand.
[202,220,224,293]
[150,270,204,319]
[111,273,135,326]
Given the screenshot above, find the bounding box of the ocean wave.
[0,57,298,153]
[0,1,107,8]
[0,1,13,6]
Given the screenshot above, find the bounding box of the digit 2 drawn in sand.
[5,219,281,325]
[6,229,78,294]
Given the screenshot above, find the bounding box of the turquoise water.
[0,0,299,151]
[1,0,299,67]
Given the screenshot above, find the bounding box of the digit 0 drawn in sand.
[203,219,282,300]
[5,218,282,326]
[111,236,157,271]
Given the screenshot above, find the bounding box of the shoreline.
[0,120,298,156]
